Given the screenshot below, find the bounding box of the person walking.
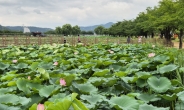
[127,36,131,44]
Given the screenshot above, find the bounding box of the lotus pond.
[0,43,184,110]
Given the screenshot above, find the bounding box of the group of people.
[127,36,142,44]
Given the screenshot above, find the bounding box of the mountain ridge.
[0,22,114,32]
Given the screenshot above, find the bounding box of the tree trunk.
[179,29,183,49]
[151,32,154,38]
[145,33,148,38]
[160,31,164,39]
[164,27,172,46]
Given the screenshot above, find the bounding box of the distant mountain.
[5,26,53,33]
[1,22,114,33]
[80,22,114,31]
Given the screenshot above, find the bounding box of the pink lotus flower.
[53,62,58,66]
[108,50,114,54]
[12,60,17,63]
[152,45,155,48]
[60,78,66,86]
[37,104,44,110]
[28,76,31,80]
[148,53,155,57]
[109,51,114,54]
[74,52,78,55]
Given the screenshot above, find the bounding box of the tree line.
[45,24,94,36]
[94,0,184,48]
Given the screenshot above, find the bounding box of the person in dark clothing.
[64,38,66,44]
[64,35,66,44]
[78,35,81,43]
[127,36,131,44]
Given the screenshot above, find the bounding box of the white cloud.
[0,0,160,28]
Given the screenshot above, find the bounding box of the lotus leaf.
[158,64,178,74]
[137,93,161,102]
[39,85,55,98]
[139,104,169,110]
[147,76,171,93]
[0,62,9,70]
[72,82,98,94]
[109,95,139,110]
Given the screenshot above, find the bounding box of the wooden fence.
[0,36,163,47]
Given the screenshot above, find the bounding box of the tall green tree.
[154,0,177,42]
[72,25,81,35]
[55,26,62,34]
[94,26,105,35]
[61,24,72,36]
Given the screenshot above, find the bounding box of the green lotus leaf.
[39,85,55,98]
[115,80,131,92]
[158,94,177,101]
[0,62,9,70]
[28,103,37,110]
[177,91,184,102]
[47,95,74,110]
[37,68,50,80]
[6,70,18,74]
[2,49,10,54]
[87,77,104,86]
[72,83,98,94]
[179,67,184,73]
[16,63,28,69]
[139,104,169,110]
[137,93,161,102]
[80,94,105,105]
[0,87,17,95]
[27,94,44,108]
[1,74,18,81]
[109,65,122,72]
[171,79,182,86]
[114,71,127,77]
[103,60,114,66]
[38,62,53,70]
[82,63,96,69]
[47,101,71,110]
[26,82,43,91]
[63,74,76,86]
[72,98,89,110]
[16,79,31,94]
[135,71,151,79]
[175,101,184,110]
[104,77,117,86]
[147,76,171,93]
[170,86,184,93]
[0,103,20,110]
[92,69,110,77]
[154,55,169,63]
[136,79,147,88]
[49,93,67,102]
[122,77,138,83]
[127,93,141,98]
[158,64,178,74]
[19,96,32,106]
[109,95,139,110]
[7,81,17,86]
[29,62,39,70]
[138,60,149,68]
[0,94,31,106]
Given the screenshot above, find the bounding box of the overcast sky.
[0,0,160,29]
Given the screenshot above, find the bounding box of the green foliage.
[147,76,171,93]
[0,43,183,110]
